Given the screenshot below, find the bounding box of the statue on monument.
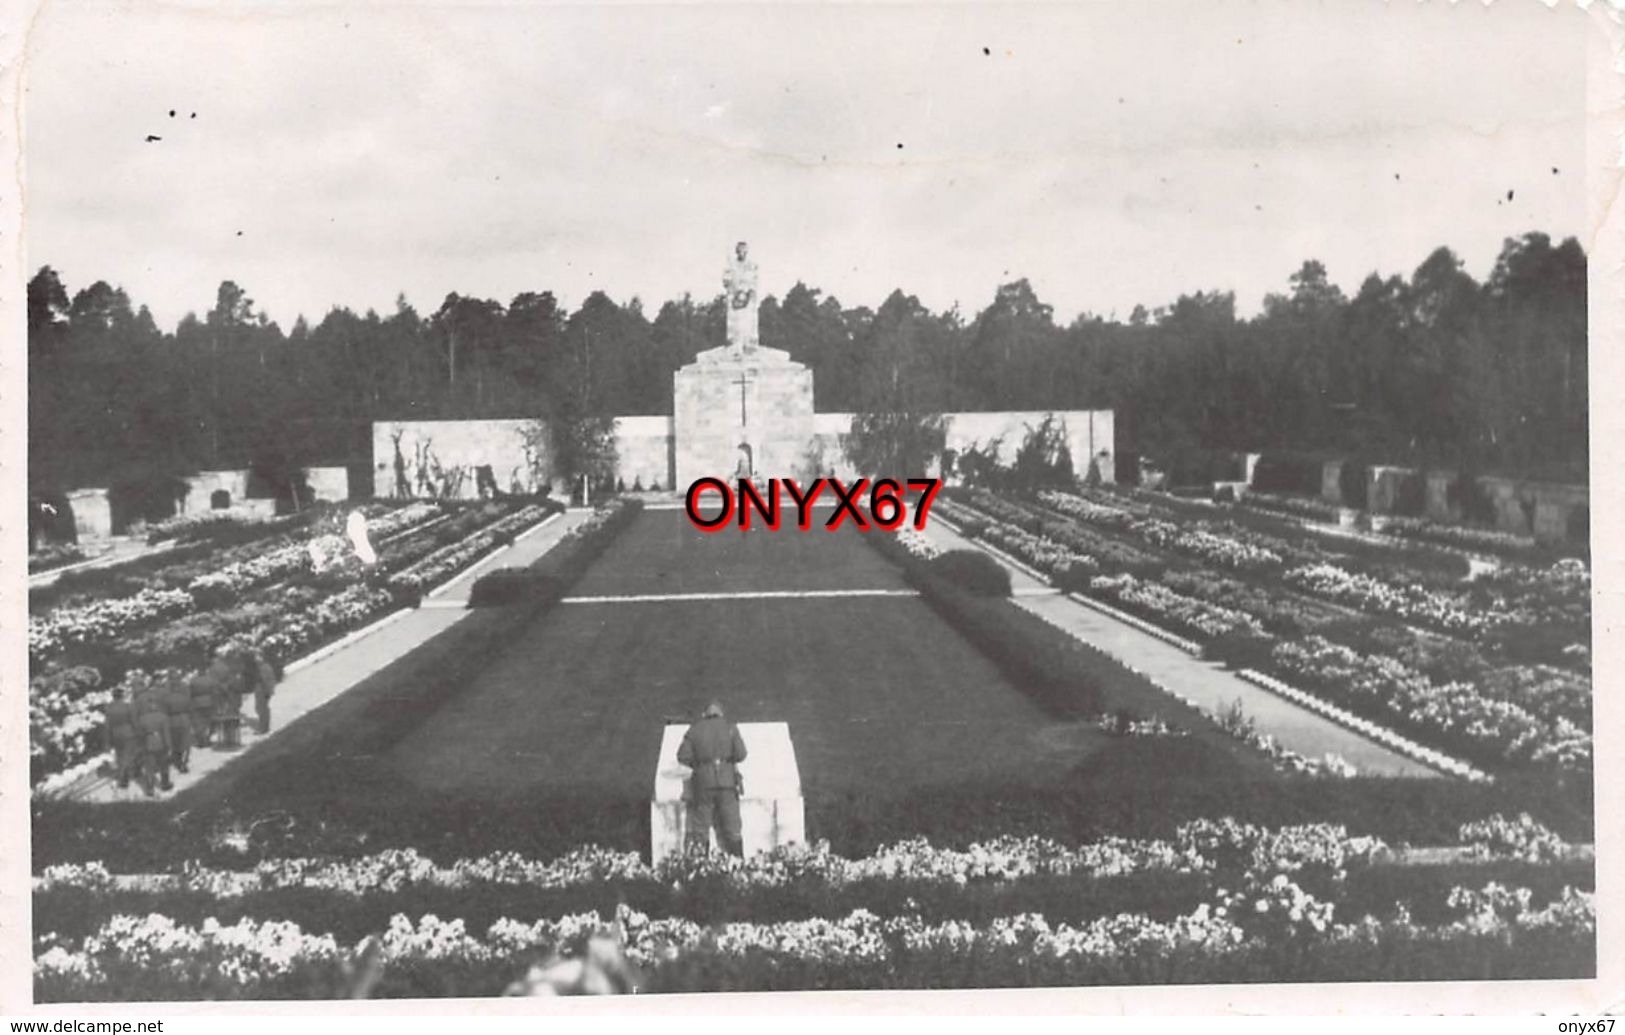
[723,241,759,354]
[693,241,790,364]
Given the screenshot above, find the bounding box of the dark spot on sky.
[235,230,243,236]
[1118,97,1124,104]
[1255,204,1262,211]
[144,134,161,143]
[168,110,175,118]
[1507,189,1515,201]
[982,46,990,55]
[1394,173,1400,181]
[897,142,903,149]
[191,112,197,119]
[1552,167,1560,175]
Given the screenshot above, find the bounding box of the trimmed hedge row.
[926,549,1012,597]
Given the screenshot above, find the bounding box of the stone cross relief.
[732,370,752,426]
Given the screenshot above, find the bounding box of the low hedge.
[467,569,551,608]
[925,550,1012,597]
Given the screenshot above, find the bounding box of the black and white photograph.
[7,0,1617,1011]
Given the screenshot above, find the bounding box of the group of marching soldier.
[101,642,279,797]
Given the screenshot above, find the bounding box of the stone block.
[1320,460,1344,504]
[306,466,350,502]
[651,721,805,862]
[1425,471,1457,523]
[1366,465,1413,515]
[181,470,252,515]
[67,488,112,540]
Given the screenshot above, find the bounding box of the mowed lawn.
[387,510,1105,797]
[566,503,910,596]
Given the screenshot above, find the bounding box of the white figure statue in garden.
[346,509,377,566]
[723,241,759,354]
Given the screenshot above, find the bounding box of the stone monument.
[674,242,816,488]
[651,721,806,862]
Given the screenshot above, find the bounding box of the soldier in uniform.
[206,645,246,746]
[676,701,749,857]
[102,685,138,789]
[189,672,218,749]
[134,688,173,796]
[248,647,278,735]
[161,673,194,774]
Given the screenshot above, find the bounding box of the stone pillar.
[1425,471,1456,522]
[1243,452,1263,487]
[1367,466,1406,515]
[1482,479,1530,535]
[1533,498,1567,543]
[1320,460,1344,504]
[67,488,112,541]
[651,721,805,862]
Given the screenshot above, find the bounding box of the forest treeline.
[26,231,1586,496]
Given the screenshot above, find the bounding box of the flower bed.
[386,505,552,593]
[1088,575,1263,640]
[1161,569,1350,637]
[1283,563,1486,636]
[943,489,1594,778]
[1268,638,1591,774]
[28,503,445,663]
[27,500,562,788]
[1381,516,1541,556]
[1240,491,1345,524]
[145,509,277,545]
[34,876,1593,997]
[1235,669,1489,782]
[892,528,941,562]
[29,543,86,574]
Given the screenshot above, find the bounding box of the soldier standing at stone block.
[677,701,748,857]
[102,685,138,790]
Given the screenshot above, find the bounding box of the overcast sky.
[24,1,1590,332]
